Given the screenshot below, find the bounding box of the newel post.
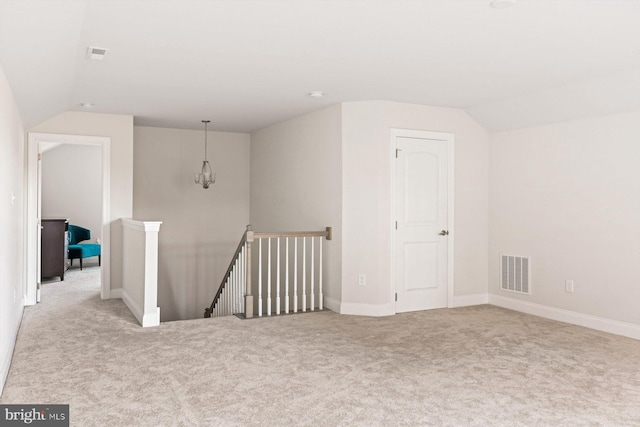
[245,225,254,319]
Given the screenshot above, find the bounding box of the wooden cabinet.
[41,218,68,281]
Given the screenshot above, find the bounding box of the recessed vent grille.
[501,255,530,294]
[87,46,109,60]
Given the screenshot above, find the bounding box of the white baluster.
[258,238,263,317]
[240,245,245,313]
[229,261,238,314]
[276,237,281,315]
[319,238,323,310]
[239,252,242,313]
[294,238,298,313]
[311,236,315,311]
[302,237,307,312]
[267,237,272,316]
[236,256,239,308]
[235,250,240,313]
[231,262,235,315]
[285,238,290,314]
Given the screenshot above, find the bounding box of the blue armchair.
[68,224,101,270]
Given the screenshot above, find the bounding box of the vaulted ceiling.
[0,0,639,132]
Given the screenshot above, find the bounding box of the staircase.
[205,225,332,319]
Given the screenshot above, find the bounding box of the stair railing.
[204,226,249,318]
[205,225,332,319]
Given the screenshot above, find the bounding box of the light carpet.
[2,267,640,426]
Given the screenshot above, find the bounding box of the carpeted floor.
[2,267,640,426]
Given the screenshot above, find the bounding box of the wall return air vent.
[501,255,531,295]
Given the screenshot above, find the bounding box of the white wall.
[341,101,490,313]
[41,144,102,244]
[250,105,343,305]
[133,126,250,321]
[489,110,640,325]
[0,64,25,395]
[30,112,134,294]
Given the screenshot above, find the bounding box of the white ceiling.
[0,0,639,132]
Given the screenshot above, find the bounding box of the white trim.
[489,294,640,341]
[339,301,395,317]
[122,288,160,328]
[325,295,489,315]
[450,293,489,308]
[121,288,141,321]
[0,306,23,396]
[389,128,455,313]
[26,133,111,304]
[323,296,341,313]
[121,218,162,232]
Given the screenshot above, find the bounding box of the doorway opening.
[390,128,454,313]
[26,133,111,305]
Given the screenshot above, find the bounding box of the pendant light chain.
[204,120,209,160]
[204,120,208,161]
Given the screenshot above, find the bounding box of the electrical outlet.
[565,280,574,293]
[358,274,366,286]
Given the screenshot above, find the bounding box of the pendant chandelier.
[194,120,216,189]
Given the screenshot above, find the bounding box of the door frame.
[26,132,111,305]
[390,128,455,312]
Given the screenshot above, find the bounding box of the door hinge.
[38,153,42,161]
[395,293,398,302]
[395,221,398,230]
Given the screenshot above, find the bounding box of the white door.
[393,131,451,313]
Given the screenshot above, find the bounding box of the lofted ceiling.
[0,0,639,133]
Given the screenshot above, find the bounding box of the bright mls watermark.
[0,405,68,426]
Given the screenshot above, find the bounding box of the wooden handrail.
[204,227,248,317]
[252,227,332,241]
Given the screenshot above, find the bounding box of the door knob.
[439,230,449,236]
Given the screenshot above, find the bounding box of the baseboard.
[121,289,160,327]
[324,294,490,316]
[121,289,143,326]
[339,301,395,317]
[323,297,395,317]
[141,308,160,327]
[489,294,640,341]
[109,288,123,299]
[1,305,24,397]
[450,293,489,308]
[323,297,341,313]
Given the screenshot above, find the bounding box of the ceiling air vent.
[500,254,531,295]
[87,46,109,60]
